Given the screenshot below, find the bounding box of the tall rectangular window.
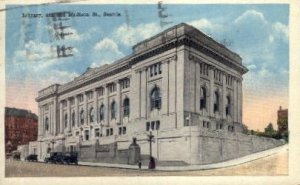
[85,130,89,141]
[97,87,104,97]
[156,121,160,130]
[95,128,100,137]
[146,122,150,131]
[108,83,116,93]
[120,78,130,89]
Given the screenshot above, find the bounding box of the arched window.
[80,109,84,125]
[45,117,49,131]
[64,114,68,128]
[89,107,94,123]
[123,98,130,117]
[71,112,75,127]
[150,87,161,110]
[99,104,105,121]
[214,91,220,113]
[200,87,207,110]
[226,96,231,116]
[111,101,116,119]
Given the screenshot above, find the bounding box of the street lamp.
[147,131,155,169]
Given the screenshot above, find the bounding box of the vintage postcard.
[1,0,300,184]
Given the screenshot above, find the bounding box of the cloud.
[247,64,257,70]
[114,23,161,47]
[92,38,124,65]
[7,40,80,84]
[234,10,267,25]
[64,27,81,41]
[272,22,289,43]
[189,19,223,35]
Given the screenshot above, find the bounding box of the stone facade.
[33,23,284,165]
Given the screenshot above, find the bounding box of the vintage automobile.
[44,152,78,165]
[11,151,21,160]
[63,152,78,165]
[25,154,38,162]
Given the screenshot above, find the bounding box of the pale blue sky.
[5,4,289,130]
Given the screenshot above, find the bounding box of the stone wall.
[79,141,136,164]
[134,126,285,165]
[194,129,285,164]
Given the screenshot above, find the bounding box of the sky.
[5,4,289,131]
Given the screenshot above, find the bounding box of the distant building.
[5,107,38,154]
[277,106,288,134]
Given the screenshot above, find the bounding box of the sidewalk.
[78,144,288,171]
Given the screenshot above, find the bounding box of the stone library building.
[30,23,284,165]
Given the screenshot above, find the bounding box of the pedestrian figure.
[148,157,156,169]
[138,160,142,169]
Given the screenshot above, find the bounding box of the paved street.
[5,150,288,177]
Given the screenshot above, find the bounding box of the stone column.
[209,67,215,117]
[222,73,227,119]
[145,68,148,119]
[38,106,42,136]
[233,79,238,122]
[138,71,142,119]
[116,81,121,124]
[75,95,79,128]
[67,99,71,132]
[195,61,200,112]
[53,98,57,136]
[59,101,63,134]
[161,60,170,115]
[41,106,45,135]
[84,92,88,125]
[93,89,98,124]
[49,104,52,135]
[104,85,109,126]
[140,69,147,119]
[238,80,243,123]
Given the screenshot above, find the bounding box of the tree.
[264,123,276,136]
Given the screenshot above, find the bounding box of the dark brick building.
[5,107,38,154]
[277,106,288,134]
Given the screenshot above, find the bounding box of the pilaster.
[233,79,238,122]
[104,85,109,126]
[116,81,121,124]
[222,73,227,119]
[84,92,88,125]
[53,97,57,135]
[93,89,98,124]
[140,68,147,119]
[59,101,63,134]
[67,99,71,132]
[161,60,170,115]
[75,95,79,128]
[209,66,215,117]
[38,106,42,136]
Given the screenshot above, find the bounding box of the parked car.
[44,152,64,164]
[11,151,21,160]
[26,154,38,162]
[44,152,78,165]
[63,152,78,165]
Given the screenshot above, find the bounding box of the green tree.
[264,123,276,136]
